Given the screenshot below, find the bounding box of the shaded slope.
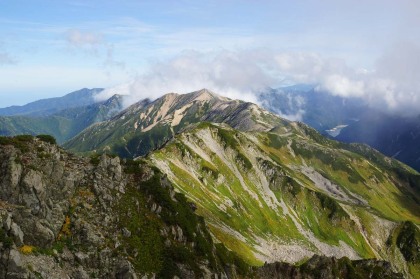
[258,86,366,131]
[337,113,420,172]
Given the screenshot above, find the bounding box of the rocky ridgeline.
[0,136,406,278]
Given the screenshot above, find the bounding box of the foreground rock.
[256,255,403,279]
[0,136,245,278]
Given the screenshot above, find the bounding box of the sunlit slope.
[149,122,420,274]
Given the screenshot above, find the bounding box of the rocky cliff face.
[0,135,247,278]
[255,255,403,279]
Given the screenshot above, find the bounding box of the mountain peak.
[104,94,124,104]
[192,88,230,102]
[65,89,286,156]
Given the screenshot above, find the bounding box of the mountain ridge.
[64,88,286,157]
[0,88,104,117]
[0,93,124,143]
[1,88,419,277]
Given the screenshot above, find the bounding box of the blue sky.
[1,0,419,114]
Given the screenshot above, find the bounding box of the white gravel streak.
[181,134,214,164]
[299,166,367,205]
[171,103,193,126]
[143,93,177,132]
[197,128,263,207]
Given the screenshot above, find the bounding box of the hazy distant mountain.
[0,88,104,116]
[259,85,420,171]
[258,85,367,132]
[0,94,124,143]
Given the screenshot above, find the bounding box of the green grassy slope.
[149,122,420,277]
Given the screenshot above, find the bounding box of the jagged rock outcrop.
[0,136,245,278]
[255,255,403,279]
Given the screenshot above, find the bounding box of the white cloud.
[315,42,420,116]
[97,49,267,106]
[319,75,365,98]
[64,28,126,75]
[97,43,420,117]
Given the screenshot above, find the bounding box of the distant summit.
[0,90,124,143]
[0,88,104,117]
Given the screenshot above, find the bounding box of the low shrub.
[36,134,57,145]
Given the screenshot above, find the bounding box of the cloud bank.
[316,42,420,116]
[98,50,270,106]
[97,43,420,117]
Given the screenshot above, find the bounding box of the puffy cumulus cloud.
[268,45,420,116]
[97,50,271,106]
[316,42,420,116]
[97,44,420,117]
[319,75,365,98]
